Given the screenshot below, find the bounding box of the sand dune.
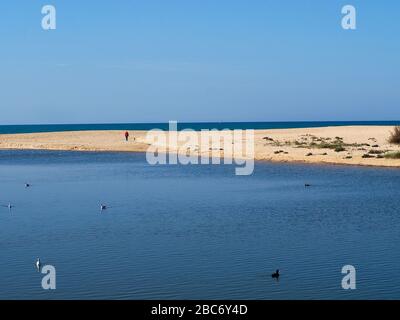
[1,126,400,167]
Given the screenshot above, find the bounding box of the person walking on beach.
[124,131,129,142]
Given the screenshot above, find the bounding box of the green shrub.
[362,154,375,158]
[368,150,384,155]
[334,146,346,152]
[384,152,400,159]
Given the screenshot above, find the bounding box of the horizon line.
[1,120,400,127]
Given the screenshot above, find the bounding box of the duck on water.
[272,269,280,279]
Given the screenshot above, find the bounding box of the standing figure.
[124,131,129,142]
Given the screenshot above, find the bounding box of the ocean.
[0,121,399,134]
[0,150,399,299]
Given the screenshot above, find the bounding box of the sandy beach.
[1,126,400,167]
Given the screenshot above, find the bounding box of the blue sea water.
[0,121,399,134]
[0,150,400,300]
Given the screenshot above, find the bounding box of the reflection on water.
[0,150,399,299]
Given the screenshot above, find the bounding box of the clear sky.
[0,0,399,124]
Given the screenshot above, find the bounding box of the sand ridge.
[1,126,400,167]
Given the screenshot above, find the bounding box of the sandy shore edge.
[1,126,400,168]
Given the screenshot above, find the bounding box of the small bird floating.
[1,203,14,210]
[271,269,280,279]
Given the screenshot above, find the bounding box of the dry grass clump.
[388,126,400,144]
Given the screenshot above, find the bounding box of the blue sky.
[0,0,399,124]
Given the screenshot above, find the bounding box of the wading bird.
[36,258,41,271]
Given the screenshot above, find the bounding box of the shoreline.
[1,126,400,168]
[2,147,400,170]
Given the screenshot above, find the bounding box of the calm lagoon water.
[0,150,400,300]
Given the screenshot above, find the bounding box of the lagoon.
[0,150,399,299]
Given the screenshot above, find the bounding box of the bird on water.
[1,203,14,210]
[271,269,280,279]
[36,258,41,271]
